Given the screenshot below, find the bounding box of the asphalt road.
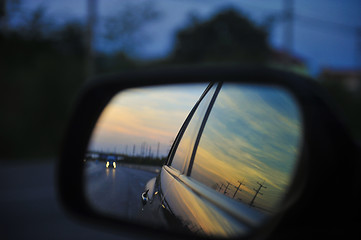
[84,161,158,222]
[0,160,157,240]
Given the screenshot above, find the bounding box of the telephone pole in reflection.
[140,142,145,157]
[223,182,231,195]
[157,142,160,158]
[218,183,224,192]
[250,181,267,207]
[148,146,152,157]
[232,179,245,199]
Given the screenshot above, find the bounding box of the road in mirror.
[83,83,303,238]
[83,84,207,221]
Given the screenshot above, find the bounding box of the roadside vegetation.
[1,2,359,160]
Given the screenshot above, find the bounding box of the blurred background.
[1,0,360,161]
[0,1,360,239]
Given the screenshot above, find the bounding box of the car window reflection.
[170,84,217,172]
[190,84,302,213]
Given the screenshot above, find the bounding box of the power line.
[295,14,359,34]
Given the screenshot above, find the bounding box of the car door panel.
[162,166,257,237]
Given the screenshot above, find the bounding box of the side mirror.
[58,66,360,239]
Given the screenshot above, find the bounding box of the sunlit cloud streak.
[88,84,207,156]
[191,84,302,212]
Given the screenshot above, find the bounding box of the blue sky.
[19,0,361,75]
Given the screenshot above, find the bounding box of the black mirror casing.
[58,65,360,240]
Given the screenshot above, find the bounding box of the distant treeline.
[3,3,358,161]
[1,25,87,159]
[89,154,167,167]
[121,156,167,166]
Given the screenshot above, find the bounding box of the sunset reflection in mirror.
[84,83,207,219]
[88,84,207,157]
[190,84,302,213]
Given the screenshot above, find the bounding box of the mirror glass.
[83,83,303,238]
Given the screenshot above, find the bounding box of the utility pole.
[283,0,294,53]
[232,179,245,199]
[132,144,135,156]
[86,0,97,79]
[223,182,231,195]
[356,27,361,68]
[157,142,160,158]
[145,144,148,157]
[140,142,145,157]
[218,183,224,192]
[250,181,267,207]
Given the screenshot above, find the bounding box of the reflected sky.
[171,84,217,171]
[88,84,207,156]
[191,84,302,213]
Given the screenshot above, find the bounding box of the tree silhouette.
[169,9,271,64]
[103,1,160,55]
[0,4,86,159]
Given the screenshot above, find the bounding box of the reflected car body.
[141,82,302,238]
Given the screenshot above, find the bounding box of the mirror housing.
[58,65,360,239]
